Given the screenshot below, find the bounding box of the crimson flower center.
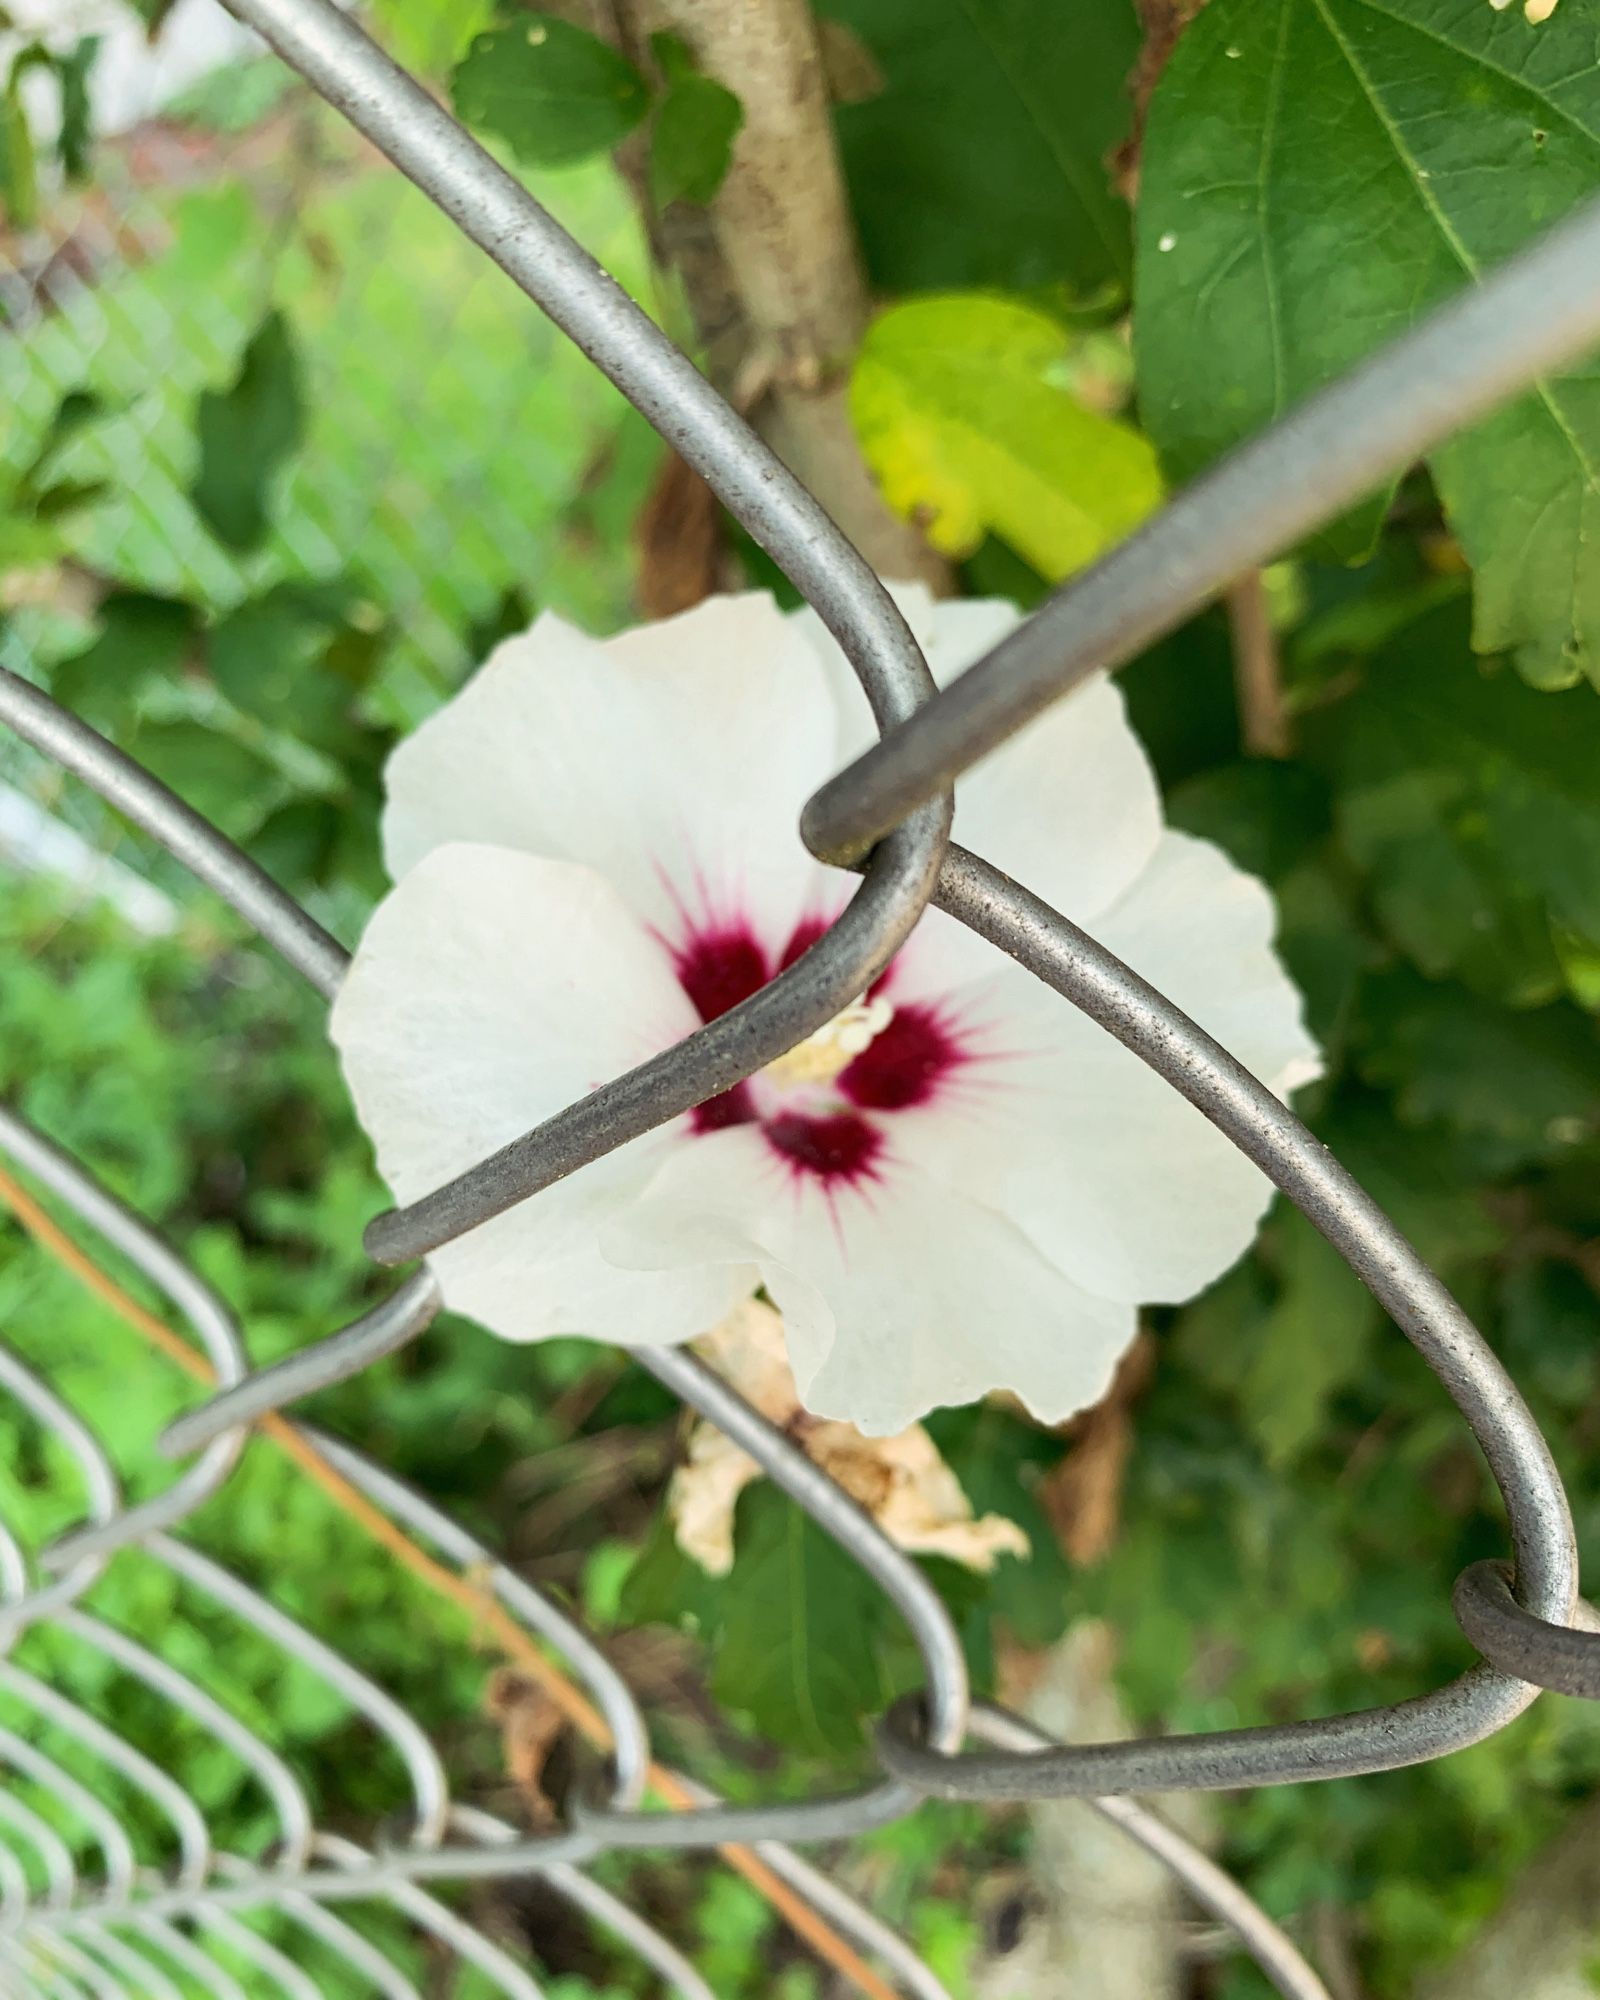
[670,917,965,1186]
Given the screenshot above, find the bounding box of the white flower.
[331,587,1319,1435]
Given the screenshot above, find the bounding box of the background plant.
[3,1,1600,1993]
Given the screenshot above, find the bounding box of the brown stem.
[1226,568,1291,758]
[1310,1902,1367,2000]
[1114,0,1210,198]
[614,0,948,590]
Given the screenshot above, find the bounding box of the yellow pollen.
[763,996,894,1089]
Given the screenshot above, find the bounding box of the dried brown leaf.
[1038,1336,1154,1567]
[671,1301,1030,1576]
[484,1666,568,1824]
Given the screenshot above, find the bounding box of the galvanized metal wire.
[2,0,1599,1992]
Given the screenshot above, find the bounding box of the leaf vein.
[1312,0,1600,517]
[948,0,1125,273]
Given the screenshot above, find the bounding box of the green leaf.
[1136,0,1600,685]
[50,592,199,722]
[1246,1210,1379,1467]
[451,18,649,170]
[191,309,305,553]
[1355,969,1600,1172]
[1175,1206,1377,1467]
[851,293,1162,578]
[1306,601,1600,1004]
[13,389,105,502]
[133,720,281,843]
[207,579,370,733]
[247,798,343,893]
[165,54,297,134]
[56,35,98,182]
[0,67,38,228]
[1501,1258,1600,1414]
[0,515,64,572]
[821,0,1139,297]
[31,478,109,521]
[621,1481,914,1755]
[711,1484,899,1756]
[930,1406,1073,1643]
[648,29,696,86]
[1321,1096,1506,1275]
[648,37,742,207]
[618,1505,723,1638]
[367,0,494,78]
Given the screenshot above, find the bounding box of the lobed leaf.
[1137,0,1600,687]
[1304,601,1600,1004]
[852,292,1162,577]
[452,17,649,170]
[191,309,305,554]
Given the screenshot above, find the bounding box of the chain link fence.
[1,0,650,701]
[3,0,1600,1994]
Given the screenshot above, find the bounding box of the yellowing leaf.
[850,293,1161,580]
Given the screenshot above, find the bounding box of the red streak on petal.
[692,1082,758,1135]
[765,1110,882,1185]
[778,914,828,972]
[780,911,895,997]
[839,1004,961,1112]
[675,925,769,1023]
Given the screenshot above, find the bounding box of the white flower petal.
[383,596,840,945]
[778,1175,1135,1433]
[902,830,1320,1306]
[1097,829,1324,1099]
[604,1127,1137,1433]
[952,671,1163,926]
[790,585,1164,990]
[786,585,1022,766]
[894,587,1165,935]
[331,841,756,1346]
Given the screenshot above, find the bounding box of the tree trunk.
[974,1623,1213,2000]
[610,0,948,589]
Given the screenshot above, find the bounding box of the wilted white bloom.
[332,587,1318,1435]
[670,1300,1031,1576]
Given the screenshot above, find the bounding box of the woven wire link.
[0,0,629,687]
[3,0,1600,1993]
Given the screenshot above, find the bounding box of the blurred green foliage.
[4,1,1600,1995]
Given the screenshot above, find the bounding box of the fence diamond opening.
[3,1,1600,1995]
